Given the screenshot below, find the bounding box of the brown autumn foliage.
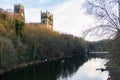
[0,9,88,70]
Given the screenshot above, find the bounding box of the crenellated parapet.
[41,11,53,30]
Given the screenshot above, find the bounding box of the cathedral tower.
[14,4,25,21]
[41,11,53,30]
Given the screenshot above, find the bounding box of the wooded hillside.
[0,10,88,70]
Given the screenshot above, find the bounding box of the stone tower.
[41,11,53,30]
[14,4,25,21]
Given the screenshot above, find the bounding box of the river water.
[0,56,109,80]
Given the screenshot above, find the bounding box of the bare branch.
[83,0,119,39]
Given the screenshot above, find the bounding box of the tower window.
[15,9,20,13]
[42,21,46,23]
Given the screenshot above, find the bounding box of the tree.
[15,20,25,37]
[84,0,120,79]
[83,0,119,38]
[0,37,17,69]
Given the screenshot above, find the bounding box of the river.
[0,56,109,80]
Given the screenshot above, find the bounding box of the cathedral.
[14,4,53,31]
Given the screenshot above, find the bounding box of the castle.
[14,4,53,31]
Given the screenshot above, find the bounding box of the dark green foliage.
[21,26,87,61]
[0,26,87,68]
[88,40,111,51]
[107,31,120,80]
[0,37,17,69]
[15,20,25,37]
[1,14,7,20]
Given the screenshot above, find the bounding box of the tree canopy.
[83,0,119,38]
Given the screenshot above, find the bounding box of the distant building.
[7,9,12,13]
[0,8,3,12]
[28,11,53,31]
[14,4,53,31]
[14,4,25,21]
[40,11,53,30]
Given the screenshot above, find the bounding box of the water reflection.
[1,57,109,80]
[58,58,109,80]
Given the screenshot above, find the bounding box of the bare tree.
[83,0,119,38]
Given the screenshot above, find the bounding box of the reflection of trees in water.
[1,56,87,80]
[59,56,86,79]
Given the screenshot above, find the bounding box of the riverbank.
[0,54,85,75]
[0,57,108,80]
[106,64,120,80]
